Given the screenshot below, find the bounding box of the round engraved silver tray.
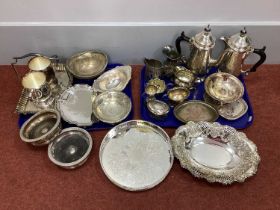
[100,120,174,191]
[57,84,95,126]
[172,121,260,184]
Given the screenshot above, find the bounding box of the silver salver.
[99,120,174,191]
[172,121,260,184]
[92,65,131,92]
[57,84,95,126]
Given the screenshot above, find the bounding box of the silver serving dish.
[172,122,260,184]
[205,72,244,104]
[146,99,170,119]
[48,127,93,169]
[167,87,190,103]
[92,66,131,92]
[145,84,158,97]
[20,109,61,146]
[66,50,108,79]
[92,91,131,124]
[57,84,95,126]
[218,98,248,120]
[99,120,173,191]
[174,100,218,123]
[146,78,166,94]
[16,63,72,114]
[174,66,195,88]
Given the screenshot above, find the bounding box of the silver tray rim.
[99,120,174,191]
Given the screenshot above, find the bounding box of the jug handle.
[248,46,266,73]
[11,53,58,82]
[175,31,191,54]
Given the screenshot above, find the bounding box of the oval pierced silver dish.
[218,98,248,120]
[57,84,95,126]
[100,120,174,191]
[172,121,260,184]
[66,50,108,79]
[92,66,131,92]
[92,91,131,124]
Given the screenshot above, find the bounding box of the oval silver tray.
[57,84,95,126]
[92,65,131,92]
[99,120,174,191]
[172,121,260,184]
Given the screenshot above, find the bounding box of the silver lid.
[193,25,215,50]
[227,28,252,52]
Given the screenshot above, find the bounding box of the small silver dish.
[145,84,158,97]
[93,66,131,92]
[147,78,166,94]
[99,120,173,191]
[92,91,131,124]
[218,98,248,120]
[167,87,190,103]
[174,100,219,123]
[66,50,108,79]
[48,127,93,169]
[20,109,61,146]
[205,72,244,104]
[146,99,170,119]
[57,84,95,126]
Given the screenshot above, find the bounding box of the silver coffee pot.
[176,25,217,76]
[215,28,266,77]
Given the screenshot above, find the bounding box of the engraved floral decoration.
[171,121,260,184]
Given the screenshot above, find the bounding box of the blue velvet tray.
[18,63,134,131]
[140,66,254,129]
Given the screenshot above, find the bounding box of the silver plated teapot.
[215,28,266,77]
[176,25,217,76]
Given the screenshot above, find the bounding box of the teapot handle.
[175,31,191,54]
[249,46,266,73]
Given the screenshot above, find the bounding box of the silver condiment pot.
[175,25,217,76]
[215,28,266,77]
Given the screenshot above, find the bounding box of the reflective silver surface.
[48,127,93,169]
[144,58,163,80]
[20,109,61,146]
[147,99,170,118]
[92,91,131,124]
[176,26,217,76]
[93,66,131,92]
[66,50,108,79]
[218,98,248,120]
[100,120,173,191]
[205,72,244,104]
[57,84,94,126]
[172,122,260,184]
[215,28,266,76]
[174,100,218,123]
[167,87,190,103]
